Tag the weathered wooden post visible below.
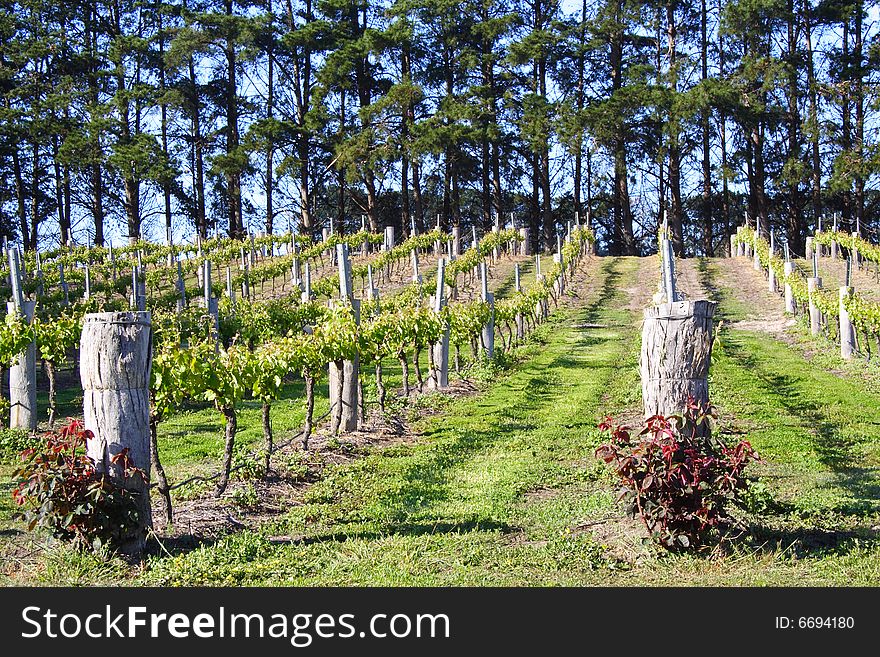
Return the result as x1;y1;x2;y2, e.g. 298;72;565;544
175;260;186;313
492;216;500;262
84;264;92;300
429;258;450;389
840;259;856;360
535;254;548;319
130;267;146;311
640;299;717;423
34;250;43;297
80;311;153;554
520;227;530;256
830;217;839;260
411;249;421;283
661;238;679;304
514;263;524;341
384;226;395;252
434;216;442;257
451;225;461;256
361;216;369;256
852;232;860;270
59;262;70;306
805;236;814;261
7;248;37;431
301;262;312;303
783;245;796;315
226;266;236;306
328;244;360;432
366;265;379;301
202;260;219;344
480;262;494;358
239;245;250;300
729;233;737;257
767;229;777;293
752;217;762;271
807;270;823;336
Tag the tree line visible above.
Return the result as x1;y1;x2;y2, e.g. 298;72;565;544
0;0;877;256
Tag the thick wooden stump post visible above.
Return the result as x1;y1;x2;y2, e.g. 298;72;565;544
80;311;153;554
783;262;796;314
807;277;823;336
805;237;814;260
7;301;37;431
451;226;461;257
640;300;717;420
839;287;856;360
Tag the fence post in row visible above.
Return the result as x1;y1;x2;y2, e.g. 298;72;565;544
430;258;450;390
328;244;360;433
480;262;494;358
6;247;37;431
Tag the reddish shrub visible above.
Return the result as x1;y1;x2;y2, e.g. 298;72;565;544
12;419;146;551
595;399;758;549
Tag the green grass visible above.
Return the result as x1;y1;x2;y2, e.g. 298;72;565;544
4;255;880;586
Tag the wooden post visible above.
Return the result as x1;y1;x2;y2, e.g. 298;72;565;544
411;249;421;283
84;264;92;300
226;266;235;306
329;244;360;432
661;238;678;303
176;261;186;313
451;225;461;256
34;250;43;297
383;226;395;252
203;260;219;343
301;262;312;303
640;300;717;422
6;248;37;431
514;263;524;340
480;262;494;358
839;286;856;360
130;267;146;311
366;265;379;301
852;232;860;270
59;262;70;306
830;218;838;260
807;277;823;336
80;311;153;554
520;227;530;256
768;230;776;293
783;261;796;314
805;236;814;261
434;217;442;256
429;259;450;389
729;234;736;257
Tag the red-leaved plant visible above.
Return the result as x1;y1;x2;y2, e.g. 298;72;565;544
12;419;146;551
595;399;758;550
